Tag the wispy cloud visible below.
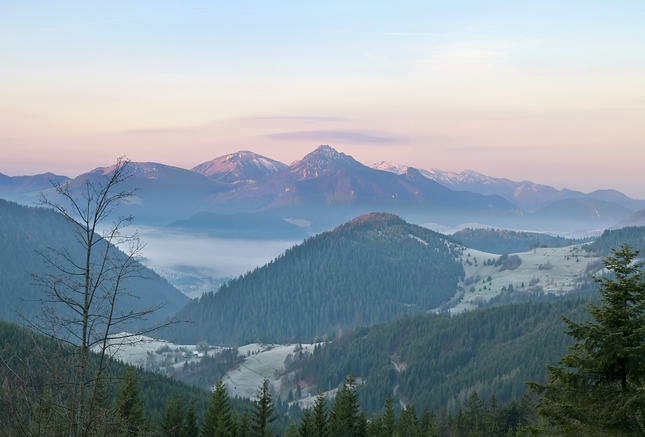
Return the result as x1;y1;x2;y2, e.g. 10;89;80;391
117;128;186;134
255;116;353;123
266;130;408;144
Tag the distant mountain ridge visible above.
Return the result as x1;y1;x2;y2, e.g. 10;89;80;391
453;227;591;254
371;161;645;211
1;146;642;235
0;172;70;203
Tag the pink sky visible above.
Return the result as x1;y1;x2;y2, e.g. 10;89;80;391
2;2;645;198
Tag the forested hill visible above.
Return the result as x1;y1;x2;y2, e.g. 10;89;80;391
293;298;590;415
0;319;236;429
453;227;590;254
583;226;645;256
166;213;465;345
0;199;188;326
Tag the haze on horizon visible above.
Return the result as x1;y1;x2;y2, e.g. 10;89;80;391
1;1;645;198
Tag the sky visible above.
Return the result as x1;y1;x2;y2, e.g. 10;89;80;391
1;1;645;197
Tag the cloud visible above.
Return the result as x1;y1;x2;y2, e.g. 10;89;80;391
266;130;408;144
117;128;186;134
255;116;353;123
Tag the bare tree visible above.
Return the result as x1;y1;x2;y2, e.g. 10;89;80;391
2;157;174;436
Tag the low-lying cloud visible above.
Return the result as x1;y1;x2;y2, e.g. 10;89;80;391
137;227;298;279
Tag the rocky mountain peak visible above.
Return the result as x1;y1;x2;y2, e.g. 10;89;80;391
292;145;361;170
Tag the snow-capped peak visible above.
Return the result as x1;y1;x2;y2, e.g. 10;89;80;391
192;151;287;182
370;161;409;175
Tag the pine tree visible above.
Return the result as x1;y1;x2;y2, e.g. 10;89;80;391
203;377;234;437
418;405;437;437
184;398;200;437
298;408;315;437
114;366;146;436
239;407;252;437
464;391;483;434
486;394;501;437
398;405;418;437
312;391;329;437
251;379;276;436
284;422;298;437
161;392;185;437
329;374;363;437
382;393;397;437
528;244;645;435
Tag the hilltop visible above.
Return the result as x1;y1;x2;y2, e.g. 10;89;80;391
164;213;465;345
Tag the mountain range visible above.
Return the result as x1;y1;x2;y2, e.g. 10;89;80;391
1;145;643;235
371;161;645;211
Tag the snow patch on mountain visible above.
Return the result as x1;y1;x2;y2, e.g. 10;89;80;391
192;151;287;183
371;161;408;175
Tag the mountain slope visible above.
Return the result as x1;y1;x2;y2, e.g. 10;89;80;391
71;162;231;225
583;226;645;256
291;298;588;414
164;213;465;345
611;208;645;229
0;198;188;326
192;151;287;183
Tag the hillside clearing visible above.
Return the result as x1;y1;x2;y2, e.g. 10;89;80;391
450;244;602;313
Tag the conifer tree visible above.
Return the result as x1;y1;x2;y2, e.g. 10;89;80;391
298;408;314;437
329;374;363;437
239;407;252;437
398;404;418;437
464;391;483;433
418;404;437;437
284;422;298;437
203;378;233;437
251;379;276;436
486;394;501;437
161;392;185;437
114;366;146;436
529;244;645;435
382;393;397;437
184;398;200;437
311;392;329;437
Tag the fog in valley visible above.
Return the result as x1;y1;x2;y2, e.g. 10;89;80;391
135;226;302;299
